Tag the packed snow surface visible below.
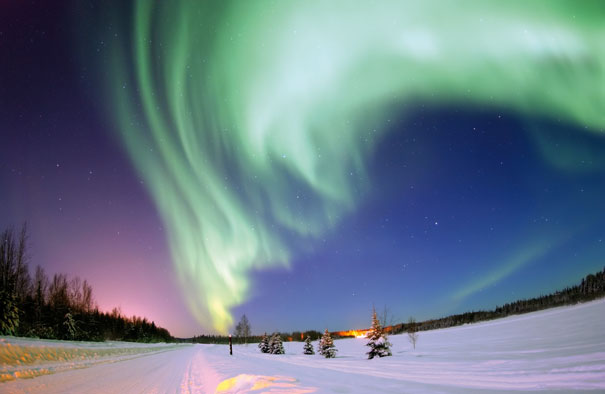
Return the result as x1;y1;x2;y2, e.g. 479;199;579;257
2;299;604;393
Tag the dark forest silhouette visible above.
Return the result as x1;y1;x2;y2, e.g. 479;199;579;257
387;267;605;335
0;225;171;342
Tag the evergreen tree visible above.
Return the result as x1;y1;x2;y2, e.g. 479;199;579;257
269;332;285;354
303;335;315;355
0;290;19;335
63;312;78;340
319;329;337;358
366;307;392;359
258;332;270;353
317;333;323;355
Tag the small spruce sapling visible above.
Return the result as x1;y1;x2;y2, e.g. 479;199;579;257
319;329;337;358
269;332;285;354
303;336;315;355
317;333;324;355
258;332;270;353
366;307;392;359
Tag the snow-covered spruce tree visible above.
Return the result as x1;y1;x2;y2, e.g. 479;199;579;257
258;332;270;353
366;307;392;359
303;336;315;355
269;333;285;354
317;333;324;355
268;333;276;352
319;329;337;358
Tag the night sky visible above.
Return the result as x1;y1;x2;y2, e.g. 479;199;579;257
1;1;604;337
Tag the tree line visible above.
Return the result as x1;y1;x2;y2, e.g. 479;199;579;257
190;313;323;344
390;267;605;335
0;224;172;342
189;329;325;345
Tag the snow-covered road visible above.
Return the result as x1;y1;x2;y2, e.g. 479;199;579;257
2;299;605;393
2;345;215;393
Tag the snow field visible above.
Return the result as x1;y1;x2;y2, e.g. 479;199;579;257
1;299;604;393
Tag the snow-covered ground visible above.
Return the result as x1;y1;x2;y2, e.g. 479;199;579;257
2;299;604;393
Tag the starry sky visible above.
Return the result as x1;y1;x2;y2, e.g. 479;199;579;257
1;1;604;337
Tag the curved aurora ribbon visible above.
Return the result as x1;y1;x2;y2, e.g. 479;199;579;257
103;0;605;332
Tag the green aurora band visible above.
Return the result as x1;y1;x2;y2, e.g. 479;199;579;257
103;1;604;333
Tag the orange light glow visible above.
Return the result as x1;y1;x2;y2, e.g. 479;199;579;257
334;329;369;339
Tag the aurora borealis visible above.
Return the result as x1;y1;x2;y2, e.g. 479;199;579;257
1;1;604;336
